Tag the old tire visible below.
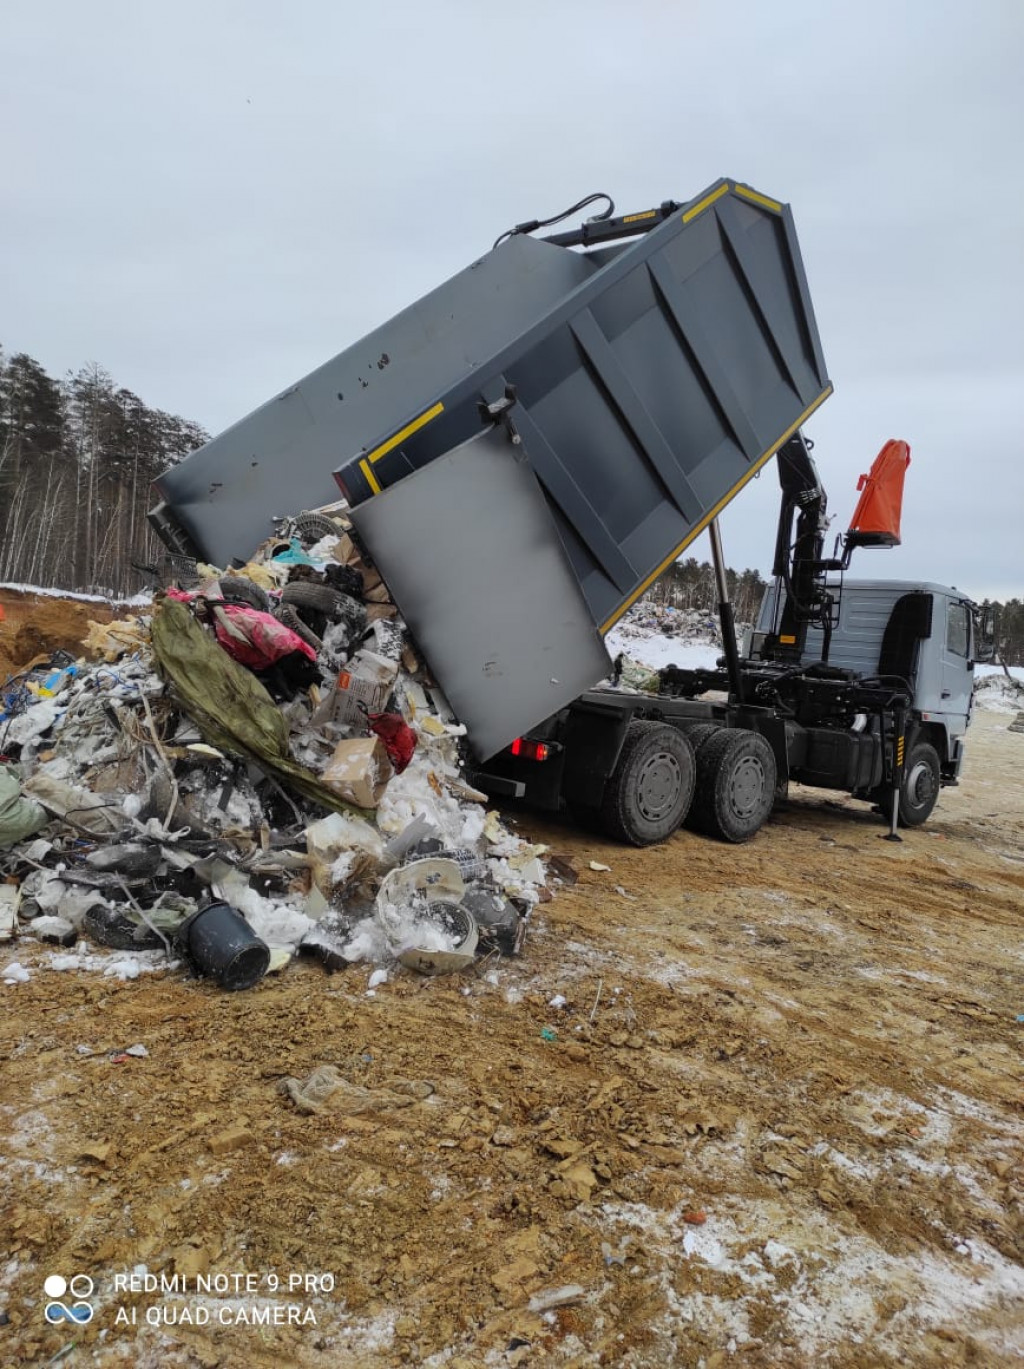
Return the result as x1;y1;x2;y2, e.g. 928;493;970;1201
879;741;941;827
273;602;323;652
218;576;270;612
689;728;776;843
281;580;365;626
600;721;695;846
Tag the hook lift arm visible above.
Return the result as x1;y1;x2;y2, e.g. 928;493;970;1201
762;434;911;664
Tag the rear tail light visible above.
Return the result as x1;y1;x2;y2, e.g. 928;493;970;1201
509;737;550;762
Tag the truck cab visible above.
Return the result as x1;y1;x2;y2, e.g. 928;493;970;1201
749;578;976;783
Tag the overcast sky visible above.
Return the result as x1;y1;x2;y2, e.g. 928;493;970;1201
3;1;1022;598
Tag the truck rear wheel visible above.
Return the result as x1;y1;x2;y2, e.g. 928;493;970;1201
680;722;719;756
879;741;941;827
600;721;695;846
689;729;776;843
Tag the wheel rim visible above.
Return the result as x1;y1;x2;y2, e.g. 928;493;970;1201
728;755;766;819
905;760;936;809
637;750;682;821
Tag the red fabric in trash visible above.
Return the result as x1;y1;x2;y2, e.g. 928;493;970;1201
366;711;417;774
210;604;317;671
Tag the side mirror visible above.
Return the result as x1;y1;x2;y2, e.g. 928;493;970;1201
973;604;998;664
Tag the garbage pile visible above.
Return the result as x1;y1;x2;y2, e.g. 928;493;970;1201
613;602;721;643
604;602;738;692
0;509;551;992
973;671;1024;720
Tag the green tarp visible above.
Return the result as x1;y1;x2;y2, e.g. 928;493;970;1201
150;597;369;819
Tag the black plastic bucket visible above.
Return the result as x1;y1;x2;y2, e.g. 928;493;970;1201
176;901;270;991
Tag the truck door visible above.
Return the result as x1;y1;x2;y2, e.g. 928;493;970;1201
939;598;974;736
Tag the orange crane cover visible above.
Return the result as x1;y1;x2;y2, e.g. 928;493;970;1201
847;439;911;546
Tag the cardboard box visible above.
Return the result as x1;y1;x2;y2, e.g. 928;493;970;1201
312;649;399;727
321;736;393;808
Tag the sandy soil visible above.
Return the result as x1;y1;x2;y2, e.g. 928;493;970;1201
2;710;1022;1368
0;587;126;681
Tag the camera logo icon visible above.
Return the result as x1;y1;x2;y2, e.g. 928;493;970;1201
43;1274;95;1325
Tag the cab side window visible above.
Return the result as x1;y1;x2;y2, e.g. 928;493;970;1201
946;601;969;657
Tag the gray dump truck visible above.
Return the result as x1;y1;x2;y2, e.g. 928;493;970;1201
150;178;993;845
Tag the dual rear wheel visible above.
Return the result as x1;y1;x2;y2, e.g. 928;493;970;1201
598;721;776;847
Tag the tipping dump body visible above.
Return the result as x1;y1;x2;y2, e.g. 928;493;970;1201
150;178;832;759
149;236;597;563
339;179;832;633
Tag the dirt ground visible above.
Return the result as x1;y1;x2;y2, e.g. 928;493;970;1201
0;586;124;682
2;709;1022;1368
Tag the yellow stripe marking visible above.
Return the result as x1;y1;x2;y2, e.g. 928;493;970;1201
367;401;444;465
360;459;382;495
599;385;834;634
735;185;783;213
682;183;730;223
623;210;657;224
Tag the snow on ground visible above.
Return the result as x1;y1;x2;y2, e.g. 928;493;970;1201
973;666;1024;714
0;581;151;607
608;604;1024;715
47;948;176;979
605;605;724;673
974;666;1023;680
597;1195;1024;1361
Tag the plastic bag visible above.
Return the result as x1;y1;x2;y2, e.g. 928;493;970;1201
0;765;48;850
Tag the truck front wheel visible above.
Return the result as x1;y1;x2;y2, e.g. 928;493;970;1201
689;729;776;843
880;741;941;827
600;721;695;846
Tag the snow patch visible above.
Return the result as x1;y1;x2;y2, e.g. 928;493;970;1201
48;948;174;978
